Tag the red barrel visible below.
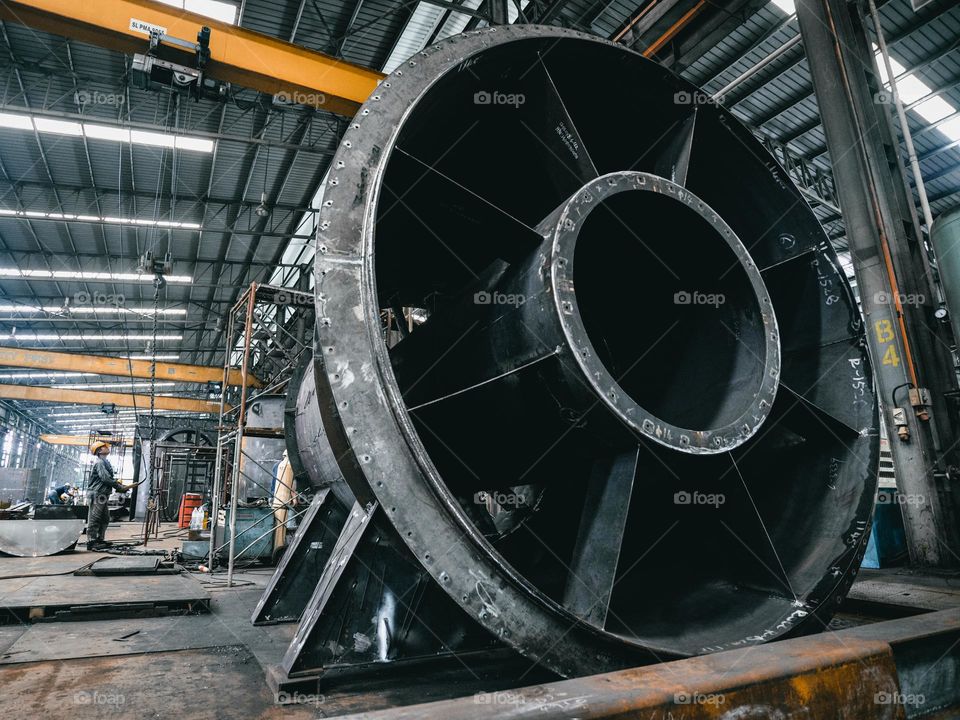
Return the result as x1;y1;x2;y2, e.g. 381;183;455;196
178;493;203;529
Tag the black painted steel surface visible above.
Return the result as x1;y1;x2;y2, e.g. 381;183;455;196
285;25;879;678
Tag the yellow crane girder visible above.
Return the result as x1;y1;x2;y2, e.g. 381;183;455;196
0;346;260;387
41;433;134;446
0;0;384;116
0;382;227;413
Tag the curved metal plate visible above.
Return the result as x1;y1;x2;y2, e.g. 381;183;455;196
0;519;84;557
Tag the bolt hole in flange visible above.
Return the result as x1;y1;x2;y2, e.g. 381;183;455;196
312;26;879;672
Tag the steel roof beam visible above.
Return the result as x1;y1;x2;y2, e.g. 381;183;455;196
534;0;571;23
0;214;314;240
196;113;316;362
623;0;685;49
0;103;336;155
0;251;305;270
0;128;76;345
335;0;366;57
798;71;960;162
667;0;771;75
753;38;960;131
192;104;272;362
0;179;317;216
698;0;947;97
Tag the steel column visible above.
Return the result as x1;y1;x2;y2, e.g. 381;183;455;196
796;0;960;566
226;284;258;587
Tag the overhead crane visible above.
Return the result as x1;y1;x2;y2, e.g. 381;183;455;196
0;346;260;387
40;433;134;446
0;0;385;116
0;382;226;412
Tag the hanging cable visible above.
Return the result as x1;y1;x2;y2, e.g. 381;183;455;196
142;274;162;542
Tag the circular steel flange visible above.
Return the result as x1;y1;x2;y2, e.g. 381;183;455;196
550;171;780;453
311;25;879;676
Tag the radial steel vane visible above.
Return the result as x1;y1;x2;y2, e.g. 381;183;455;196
276;25;878;682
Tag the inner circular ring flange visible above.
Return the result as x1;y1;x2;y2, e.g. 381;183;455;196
551;171;781;453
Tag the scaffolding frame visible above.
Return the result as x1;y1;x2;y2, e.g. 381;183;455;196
208;282;314;585
155;442;218;522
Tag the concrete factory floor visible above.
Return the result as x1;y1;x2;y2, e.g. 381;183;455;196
0;521;958;718
0;521;313;719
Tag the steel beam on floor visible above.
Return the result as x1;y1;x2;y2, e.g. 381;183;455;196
334;609;960;719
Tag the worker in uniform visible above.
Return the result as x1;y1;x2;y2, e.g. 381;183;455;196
86;441;128;551
46;482;73;505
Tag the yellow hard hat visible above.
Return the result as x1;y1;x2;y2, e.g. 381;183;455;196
90;440;110;455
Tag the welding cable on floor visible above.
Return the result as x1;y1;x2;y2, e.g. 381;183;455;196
99;541;170;556
182;556;262;573
0;560;97;580
108;526;187;542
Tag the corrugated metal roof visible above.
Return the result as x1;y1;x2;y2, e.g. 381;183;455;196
0;0;956;427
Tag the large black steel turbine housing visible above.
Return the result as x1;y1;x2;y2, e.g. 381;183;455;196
302;25;879;678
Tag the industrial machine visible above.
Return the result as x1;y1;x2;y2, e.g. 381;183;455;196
257;25;879;694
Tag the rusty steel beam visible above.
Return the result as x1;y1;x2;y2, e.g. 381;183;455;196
0;0;384;116
338;609;960;719
0;382;226;412
0;346;259;387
